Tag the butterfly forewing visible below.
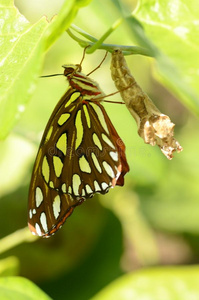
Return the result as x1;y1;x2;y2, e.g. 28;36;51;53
28;64;129;237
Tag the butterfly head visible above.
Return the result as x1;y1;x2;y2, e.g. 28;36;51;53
62;64;82;78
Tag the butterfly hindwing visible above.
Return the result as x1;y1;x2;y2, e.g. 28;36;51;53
28;185;83;237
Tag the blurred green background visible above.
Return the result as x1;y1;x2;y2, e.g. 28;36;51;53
1;0;199;299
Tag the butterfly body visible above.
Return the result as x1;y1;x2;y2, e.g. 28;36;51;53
28;63;129;238
63;65;104;99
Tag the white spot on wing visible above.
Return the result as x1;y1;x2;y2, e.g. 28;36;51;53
102;133;115;149
79;155;91;173
93;133;102;150
40;212;48;233
109;151;118;161
94;180;101;192
101;182;109;191
68;186;72;194
65;91;81;108
35;223;42;236
45;126;53;142
42;156;50;183
56;133;67;155
53;195;61;219
29;210;32;219
102;161;115;178
85;184;93;194
49;181;54;188
75;110;83;149
91;152;102;173
35;187;43;208
89;103;109;133
72;174;81;196
83;105;91;128
53;156;63;177
62;183;66;193
58;113;70;126
81;189;86;196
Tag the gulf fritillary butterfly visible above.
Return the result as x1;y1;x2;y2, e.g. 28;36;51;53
28;53;129;237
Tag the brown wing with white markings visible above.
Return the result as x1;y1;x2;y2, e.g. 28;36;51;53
28;87;129;237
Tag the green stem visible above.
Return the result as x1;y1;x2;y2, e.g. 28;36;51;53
67;25;153;57
87;18;123;53
0;228;37;254
69;24;98;42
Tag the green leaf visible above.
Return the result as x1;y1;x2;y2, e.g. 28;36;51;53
44;0;86;49
0;0;91;139
0;257;19;276
76;0;93;8
0;276;52;300
0;133;35;197
141;129;199;233
0;1;48;139
92;266;199;300
134;0;199;115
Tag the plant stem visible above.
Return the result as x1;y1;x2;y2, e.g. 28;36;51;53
0;228;37;254
67;25;153;57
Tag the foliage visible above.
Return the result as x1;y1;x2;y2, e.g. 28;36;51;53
0;277;52;300
92;266;199;300
0;0;199;299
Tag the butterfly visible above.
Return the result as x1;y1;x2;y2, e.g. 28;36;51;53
28;55;129;237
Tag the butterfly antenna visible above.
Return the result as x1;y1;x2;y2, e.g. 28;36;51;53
40;73;63;78
87;51;108;76
78;46;90;68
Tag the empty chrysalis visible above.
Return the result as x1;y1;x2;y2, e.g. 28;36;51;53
110;49;183;160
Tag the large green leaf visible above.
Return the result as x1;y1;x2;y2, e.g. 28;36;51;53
134;0;199;115
92;266;199;300
0;0;92;139
0;276;52;300
44;0;92;49
0;0;48;139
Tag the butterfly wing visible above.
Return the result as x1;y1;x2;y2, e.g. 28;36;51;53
77;100;129;192
28;88;129;237
28;89;84;237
